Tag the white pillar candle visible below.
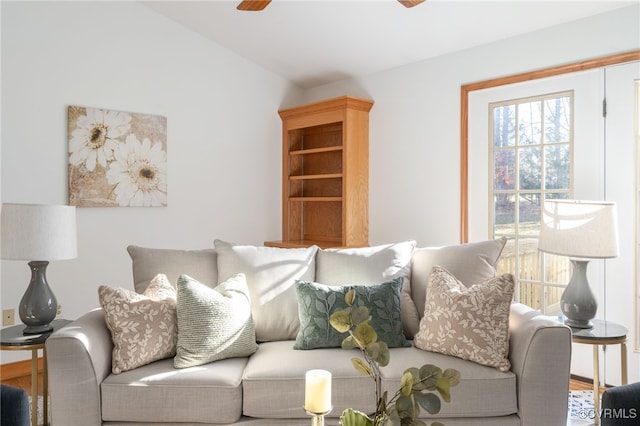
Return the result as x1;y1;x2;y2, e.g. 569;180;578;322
304;369;332;413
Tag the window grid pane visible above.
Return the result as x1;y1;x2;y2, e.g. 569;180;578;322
517;101;542;145
491;91;573;314
543;96;571;144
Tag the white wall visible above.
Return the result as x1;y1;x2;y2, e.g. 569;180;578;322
0;1;302;362
305;4;639;246
304;4;640;384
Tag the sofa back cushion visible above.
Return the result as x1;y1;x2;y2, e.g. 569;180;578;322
127;245;218;293
214;240;318;342
410;238;507;318
315;240;420;338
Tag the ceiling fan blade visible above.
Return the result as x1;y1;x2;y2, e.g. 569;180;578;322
237;0;272;11
398;0;425;7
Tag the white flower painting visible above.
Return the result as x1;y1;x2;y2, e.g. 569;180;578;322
68;106;167;207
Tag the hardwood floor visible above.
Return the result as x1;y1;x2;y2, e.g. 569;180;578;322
1;374;42;395
571;376;607;395
0;363;44;396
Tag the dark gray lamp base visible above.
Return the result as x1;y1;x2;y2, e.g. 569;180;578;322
561;259;597;329
19;261;57;335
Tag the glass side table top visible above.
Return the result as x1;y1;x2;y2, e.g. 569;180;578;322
0;319;71;347
566;318;628;341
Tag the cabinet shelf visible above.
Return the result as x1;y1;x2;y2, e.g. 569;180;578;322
263;239;343;249
288;197;342;202
289;173;342;180
289;146;343;156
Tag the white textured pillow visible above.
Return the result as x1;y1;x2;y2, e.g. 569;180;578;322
99;274;177;374
174;273;258;368
315;240;420;338
411;238;507;318
414;266;514;372
214;240;318;342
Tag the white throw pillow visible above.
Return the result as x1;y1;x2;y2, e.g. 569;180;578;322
315;240;420;338
174;273;258;368
214;239;318;342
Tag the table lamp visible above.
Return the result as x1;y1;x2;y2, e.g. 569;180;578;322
537;199;619;329
1;203;77;334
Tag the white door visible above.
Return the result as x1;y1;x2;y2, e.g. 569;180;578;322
467;64;640;383
602;61;640;385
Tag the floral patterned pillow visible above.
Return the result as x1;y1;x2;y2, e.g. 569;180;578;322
414;266;514;372
99;273;177;374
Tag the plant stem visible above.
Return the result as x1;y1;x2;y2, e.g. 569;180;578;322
349;329;384;418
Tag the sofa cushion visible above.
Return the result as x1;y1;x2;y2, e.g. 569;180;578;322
411;238;507;318
101;357;246;423
127;245;218;293
214;239;318;342
242;341;517;420
380;346;517;418
294;278;409;350
242;341;375;419
98;273;177;374
414;266;514;372
315;241;420;338
174;273;258;368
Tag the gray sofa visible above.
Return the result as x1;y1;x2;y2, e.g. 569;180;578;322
46;239;572;426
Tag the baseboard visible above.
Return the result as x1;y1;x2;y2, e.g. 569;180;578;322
571;374;613;389
571;374;593;384
0;358;44;380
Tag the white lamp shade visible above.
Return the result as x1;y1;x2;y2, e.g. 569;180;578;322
538;199;619;259
1;203;77;261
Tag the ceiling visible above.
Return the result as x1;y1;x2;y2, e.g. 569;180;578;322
143;0;636;88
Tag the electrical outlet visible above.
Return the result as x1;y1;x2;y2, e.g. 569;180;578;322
3;309;15;326
57;304;63;317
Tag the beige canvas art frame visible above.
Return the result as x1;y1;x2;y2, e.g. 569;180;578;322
68;105;167;207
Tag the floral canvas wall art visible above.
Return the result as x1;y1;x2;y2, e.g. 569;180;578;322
68;106;167;207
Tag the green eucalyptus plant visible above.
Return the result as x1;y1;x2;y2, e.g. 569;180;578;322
329;289;460;426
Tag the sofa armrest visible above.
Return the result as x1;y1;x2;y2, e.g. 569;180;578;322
509;303;572;426
46;308;112;426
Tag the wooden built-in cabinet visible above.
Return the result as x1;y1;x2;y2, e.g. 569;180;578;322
265;96;373;248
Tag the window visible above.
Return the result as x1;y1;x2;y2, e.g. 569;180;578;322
490;91;573;314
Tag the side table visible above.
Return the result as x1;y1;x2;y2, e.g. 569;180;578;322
569;318;628;425
1;319;71;426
